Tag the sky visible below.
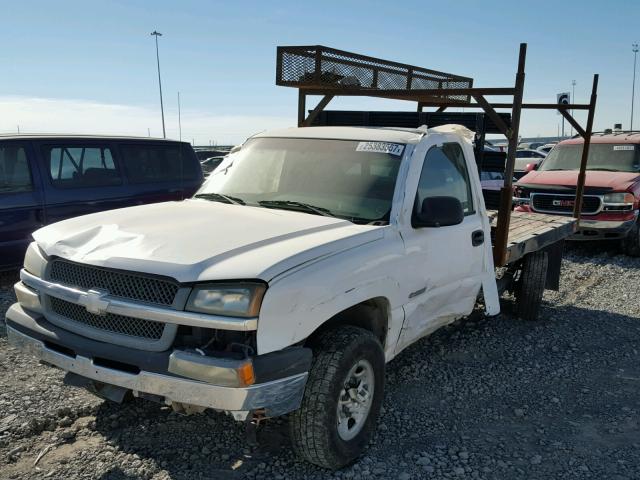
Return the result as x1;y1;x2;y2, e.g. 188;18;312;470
1;0;639;145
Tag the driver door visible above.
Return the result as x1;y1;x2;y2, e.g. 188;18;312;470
396;141;485;353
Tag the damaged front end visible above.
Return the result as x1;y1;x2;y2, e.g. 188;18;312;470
7;310;311;421
6;247;311;421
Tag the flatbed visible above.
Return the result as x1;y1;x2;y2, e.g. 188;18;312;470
487;210;577;264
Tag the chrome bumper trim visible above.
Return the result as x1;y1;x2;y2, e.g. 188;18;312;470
577;218;637;230
20;269;257;331
7;325;306;416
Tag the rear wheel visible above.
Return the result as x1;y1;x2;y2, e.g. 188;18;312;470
289;326;385;469
515;251;548;321
621;220;640;257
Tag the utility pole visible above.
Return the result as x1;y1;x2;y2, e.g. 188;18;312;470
571;80;576;136
147;128;150;137
151;31;166;138
632;43;638;131
177;92;182;141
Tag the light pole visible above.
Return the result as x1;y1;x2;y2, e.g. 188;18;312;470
571;80;576;136
632;43;638;131
151;30;166;138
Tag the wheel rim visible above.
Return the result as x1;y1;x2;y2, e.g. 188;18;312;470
336;359;375;441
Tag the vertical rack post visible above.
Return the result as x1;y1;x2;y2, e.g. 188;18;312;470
298;91;306;127
572;74;599;221
493;43;526;266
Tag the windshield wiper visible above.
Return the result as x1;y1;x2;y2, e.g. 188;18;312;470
194;193;245;205
588;168;619;172
258;200;334;217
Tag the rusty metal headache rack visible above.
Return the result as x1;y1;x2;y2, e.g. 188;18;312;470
276;43;599;267
276;45;473;100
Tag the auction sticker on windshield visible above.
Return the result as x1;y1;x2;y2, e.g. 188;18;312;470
613;145;635;151
356;142;405;156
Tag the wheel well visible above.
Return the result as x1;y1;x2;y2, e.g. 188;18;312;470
306;297;390;348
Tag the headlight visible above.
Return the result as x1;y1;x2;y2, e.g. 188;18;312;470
603;192;635;205
24;242;48;278
186;283;266;317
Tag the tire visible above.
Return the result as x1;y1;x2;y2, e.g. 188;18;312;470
289;326;385;469
621;220;640;257
515;251;548;321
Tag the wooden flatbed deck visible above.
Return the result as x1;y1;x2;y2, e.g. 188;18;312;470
488;210;577;265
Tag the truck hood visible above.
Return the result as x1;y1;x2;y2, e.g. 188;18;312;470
33;199;384;283
518;170;640;191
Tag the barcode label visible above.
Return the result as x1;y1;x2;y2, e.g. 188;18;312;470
613;145;635;151
356;142;405;156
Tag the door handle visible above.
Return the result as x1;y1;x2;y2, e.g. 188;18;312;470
472;230;484;246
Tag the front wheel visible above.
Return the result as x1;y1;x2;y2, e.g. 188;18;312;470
289;326;385;469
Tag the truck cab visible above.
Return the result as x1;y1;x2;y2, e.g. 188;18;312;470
6;125;500;468
514;133;640;255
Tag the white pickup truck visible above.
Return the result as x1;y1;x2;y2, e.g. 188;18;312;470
6;125;570;468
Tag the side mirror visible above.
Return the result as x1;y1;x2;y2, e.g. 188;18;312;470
413;196;464;228
525;162;538;172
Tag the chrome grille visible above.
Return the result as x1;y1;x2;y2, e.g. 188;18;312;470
50;296;165;340
49;259;178;306
531;193;601;215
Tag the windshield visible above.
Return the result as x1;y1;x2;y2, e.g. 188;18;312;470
539;144;640;173
195;137;405;224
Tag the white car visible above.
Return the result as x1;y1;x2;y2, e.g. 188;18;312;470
514;148;547;176
7;125;564;468
536;143;556;155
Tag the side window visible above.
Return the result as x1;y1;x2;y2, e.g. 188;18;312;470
0;144;32;193
45;145;120;188
415;143;474;217
120;144;199;184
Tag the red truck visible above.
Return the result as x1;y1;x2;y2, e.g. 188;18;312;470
514;132;640;256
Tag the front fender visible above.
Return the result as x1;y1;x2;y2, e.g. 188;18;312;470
256;233;405;356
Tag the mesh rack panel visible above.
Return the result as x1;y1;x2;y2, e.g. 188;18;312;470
276;46;473;102
49;259;179;306
49;296;165;340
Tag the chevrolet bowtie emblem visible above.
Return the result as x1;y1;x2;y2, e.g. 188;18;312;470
83;289;110;316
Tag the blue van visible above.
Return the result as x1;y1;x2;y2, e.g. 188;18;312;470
0;135;203;274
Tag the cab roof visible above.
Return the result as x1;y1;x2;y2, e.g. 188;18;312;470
253;126;426;144
560;132;640;145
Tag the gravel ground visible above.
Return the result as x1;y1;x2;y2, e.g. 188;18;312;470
0;243;639;480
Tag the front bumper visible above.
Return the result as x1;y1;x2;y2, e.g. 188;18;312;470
570;218;637;240
6;303;309;420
